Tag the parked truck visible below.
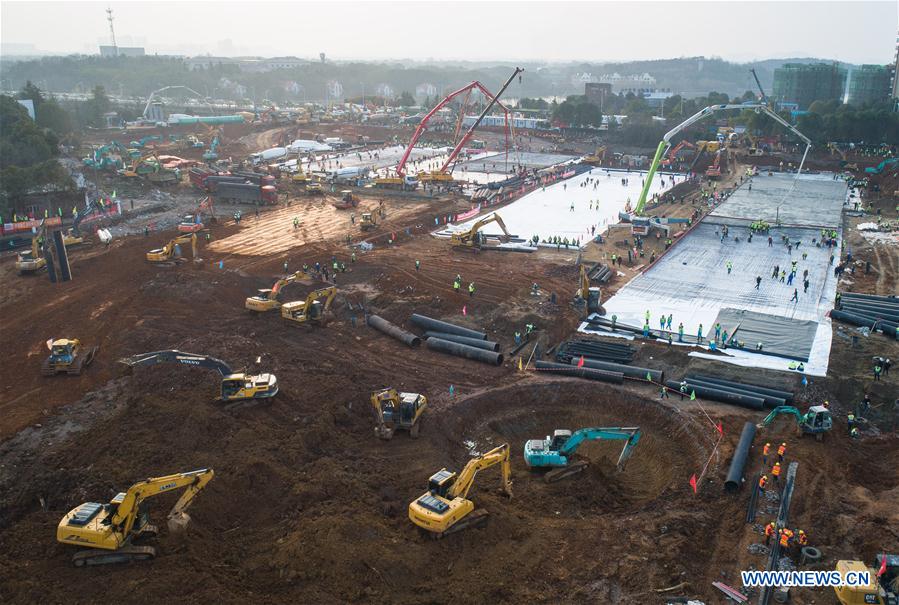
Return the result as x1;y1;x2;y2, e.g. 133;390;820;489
212;182;279;205
249;147;288;166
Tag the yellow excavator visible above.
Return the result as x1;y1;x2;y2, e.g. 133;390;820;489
371;388;427;440
146;233;198;263
450;213;512;250
15;234;47;274
57;468;214;566
575;265;603;314
245;271;309;312
360;212;377;232
41;338;98;376
408;443;513;538
281;286;337;325
583;146;606;166
118;350;278;401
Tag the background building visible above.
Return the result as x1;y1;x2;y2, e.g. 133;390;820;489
772;62;847;110
585;82;612;108
845;64;893;106
99;45;145;57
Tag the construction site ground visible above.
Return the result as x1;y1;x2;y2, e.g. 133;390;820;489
1;141;898;604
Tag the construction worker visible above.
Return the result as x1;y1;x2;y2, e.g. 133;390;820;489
873;361;882;381
697;324;703;343
779;528;794;549
468;282;475;297
678;322;684;342
762;442;771;466
764;521;776;546
847;413;856;435
415;259;420;271
771;461;782;483
350;252;356;263
283;261;289;272
453;278;460;293
777;443;786;463
679;380;688;400
714;323;722;342
514;331;522;346
758;474;769;493
659;385;669;399
726;260;733;274
526;323;535;336
797;530;808;547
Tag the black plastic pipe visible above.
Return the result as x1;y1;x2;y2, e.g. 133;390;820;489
426;337;503;365
535;360;624;384
724;422;756;492
568;358;663;382
839;304;899;322
664;380;764;410
832;309;899;336
410;313;487;340
688;374;794;403
367;315;421;347
422;331;500;352
841;297;899;311
840;292;899;303
685;378;786;408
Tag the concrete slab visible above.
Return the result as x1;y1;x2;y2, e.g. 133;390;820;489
454;151;577;173
710;172;847;228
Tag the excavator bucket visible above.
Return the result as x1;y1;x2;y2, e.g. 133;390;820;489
167;511;191;533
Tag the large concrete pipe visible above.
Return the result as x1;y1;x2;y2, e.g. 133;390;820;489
724;421;757;492
664;380;764;410
410;313;487;340
684;378;786;408
367;315;421;347
688;374;794;403
422;331;500;352
568;358;663;382
426;337;503;366
535;360;624;384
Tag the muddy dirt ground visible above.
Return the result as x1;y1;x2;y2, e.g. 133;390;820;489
1;154;897;604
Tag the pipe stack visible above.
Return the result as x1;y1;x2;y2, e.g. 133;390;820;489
367;315;421;348
568;357;663;382
686;374;794;405
587;262;613;283
834;293;899;339
555;338;635;364
665;380;765;410
426;337;503;366
409;313;487;340
535;360;624;384
422;331;500;352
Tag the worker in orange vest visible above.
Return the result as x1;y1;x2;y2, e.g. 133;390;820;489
771;461;782;483
762;442;771;465
764;521;776;546
777;442;787;462
797;530;808;546
779;528;794;549
758;474;769;493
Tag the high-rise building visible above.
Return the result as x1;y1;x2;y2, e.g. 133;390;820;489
772;63;847;110
585;83;612;108
845;65;893;106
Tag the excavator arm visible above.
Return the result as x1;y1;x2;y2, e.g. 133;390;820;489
760;406;802;427
457;213;511;246
111;469;214;537
559;427;642;470
119;350;235;376
447;443;513;500
270;271;304;298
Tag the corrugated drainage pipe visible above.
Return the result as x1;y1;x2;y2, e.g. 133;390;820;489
664;381;764;410
685;378;786;408
367;315;421;347
410;313;487;340
422;331;500;352
568;358;663;382
535;360;624;384
426;337;503;365
688;374;794;403
724;422;757;492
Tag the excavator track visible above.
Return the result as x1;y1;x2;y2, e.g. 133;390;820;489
40;357;55;376
66;347;98;375
544;460;589;483
433;509;490;539
72;545;156;567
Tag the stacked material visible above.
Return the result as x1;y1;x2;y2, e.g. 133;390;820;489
833;293;899;339
410;313;503;365
555;338;635;364
587;262;613;283
684;374;794;408
534;360;624;384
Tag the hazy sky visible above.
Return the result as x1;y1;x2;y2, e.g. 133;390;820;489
1;0;896;64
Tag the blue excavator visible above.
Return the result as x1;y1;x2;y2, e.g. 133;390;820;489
524;427;641;483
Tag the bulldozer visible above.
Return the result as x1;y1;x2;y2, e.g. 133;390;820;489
280;286;337;325
57;468;214;566
41;339;98;376
758;405;833;440
408;443;513;538
146;233;198;263
119;350;278;402
371;388;427;440
332;190;359;209
834;556;898;605
450;213;512;251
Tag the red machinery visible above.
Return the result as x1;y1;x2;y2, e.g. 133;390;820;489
395;81;512;179
705;150;722;178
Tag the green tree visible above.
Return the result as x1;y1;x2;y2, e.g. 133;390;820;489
397;91;415;107
17;80;44;111
36;97;74;136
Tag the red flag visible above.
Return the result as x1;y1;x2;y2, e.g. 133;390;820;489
577;355;585;368
716;422;724;435
689;474;697;494
878;554;887;577
462;305;467;316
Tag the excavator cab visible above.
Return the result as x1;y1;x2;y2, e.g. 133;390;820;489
427;469;457;498
360;213;377;231
281;287;337;325
372;389;427;439
221;373;278;401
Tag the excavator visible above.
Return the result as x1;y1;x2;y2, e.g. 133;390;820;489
660;140;696;168
409;443;513;538
575;264;603;314
524;427;641;482
583;146;606;166
450;213;512;251
758;405;832;440
57;468;214;566
245;271;309;312
41;338;98;376
280;286;337;325
705;149;723;179
146;233;198;263
371;388;427;440
834;555;898;605
118;350;278;401
360;212;377;232
15;233;47;275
